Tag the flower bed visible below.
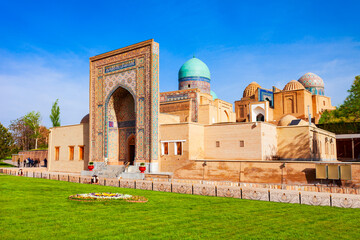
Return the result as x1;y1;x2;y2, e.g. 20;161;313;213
68;192;148;203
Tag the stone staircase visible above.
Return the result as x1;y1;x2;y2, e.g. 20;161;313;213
81;162;125;178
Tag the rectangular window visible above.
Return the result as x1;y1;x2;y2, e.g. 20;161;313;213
79;146;84;160
55;147;60;161
174;142;183;155
216;141;220;148
161;142;169;155
69;146;74;160
240;140;245;147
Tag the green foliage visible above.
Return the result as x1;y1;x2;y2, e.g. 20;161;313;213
319;75;360;124
23;111;41;149
9;117;34;150
341;75;360;122
50;99;60;127
1;175;360;239
0;122;13;159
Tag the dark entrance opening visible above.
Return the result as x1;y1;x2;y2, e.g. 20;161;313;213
256;113;265;122
129;145;135;165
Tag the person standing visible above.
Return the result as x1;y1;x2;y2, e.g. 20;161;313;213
17;158;20;168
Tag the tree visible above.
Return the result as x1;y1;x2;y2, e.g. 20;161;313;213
50;99;60;127
319;75;360;123
0;122;13;159
9;117;33;150
23;111;41;149
340;75;360;122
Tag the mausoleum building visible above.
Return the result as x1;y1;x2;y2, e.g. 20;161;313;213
47;40;337;180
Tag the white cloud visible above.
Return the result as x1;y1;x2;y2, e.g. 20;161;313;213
0;50;89;128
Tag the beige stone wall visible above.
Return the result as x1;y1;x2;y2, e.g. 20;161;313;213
159;123;191;172
311;127;337;161
159;113;180;124
159;122;205;173
277;125;337;161
277;126;311;160
273;89;313;121
312;95;336;123
160;100;192;122
261;123;277;160
204;122;264;160
48;123;89;173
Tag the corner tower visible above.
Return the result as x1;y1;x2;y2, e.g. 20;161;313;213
178;57;211;94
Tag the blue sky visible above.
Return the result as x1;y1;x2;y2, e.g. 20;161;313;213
1;0;359;127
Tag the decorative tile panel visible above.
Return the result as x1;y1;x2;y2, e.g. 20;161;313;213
193;184;216;196
217;186;241;198
172;183;192;194
136;180;153;190
242;188;269;201
332;194;360;208
301;192;330;206
120;179;135;189
153;182;172;192
270;189;300;204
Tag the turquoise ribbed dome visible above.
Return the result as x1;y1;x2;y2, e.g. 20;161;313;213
178;57;211;80
210;90;218;100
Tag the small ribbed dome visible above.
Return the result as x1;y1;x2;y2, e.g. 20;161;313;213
243;82;261;98
178;57;211;80
210;90;218;100
298;72;324;88
283;80;305;91
80;114;89;124
278;114;297;126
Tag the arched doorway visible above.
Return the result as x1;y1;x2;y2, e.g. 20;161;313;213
127;134;135;165
256;113;265;122
106;86;136;164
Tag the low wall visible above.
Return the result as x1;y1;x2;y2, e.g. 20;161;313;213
1;168;360;209
12;150;48;164
172;160;360;186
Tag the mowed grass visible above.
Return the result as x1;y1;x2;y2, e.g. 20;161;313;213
1;175;360;240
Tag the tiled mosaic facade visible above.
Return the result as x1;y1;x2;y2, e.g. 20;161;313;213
89;40;159;164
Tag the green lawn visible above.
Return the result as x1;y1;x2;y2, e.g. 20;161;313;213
1;175;359;240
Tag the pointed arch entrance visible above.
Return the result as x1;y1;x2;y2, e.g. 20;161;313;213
89;40;160;172
106;86;136;165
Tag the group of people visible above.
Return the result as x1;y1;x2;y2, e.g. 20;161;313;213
17;158;47;168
